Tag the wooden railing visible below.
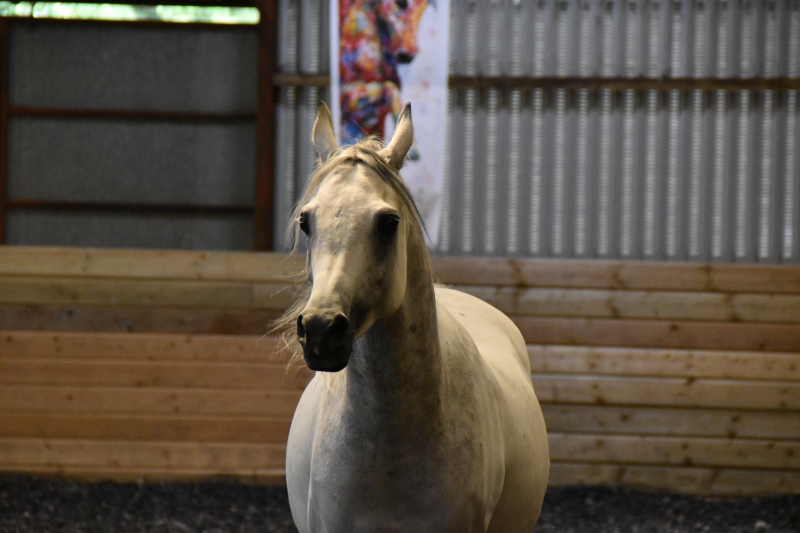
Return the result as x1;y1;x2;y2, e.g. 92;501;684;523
0;246;798;495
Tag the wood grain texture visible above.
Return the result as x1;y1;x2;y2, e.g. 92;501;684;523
528;346;800;381
516;317;800;352
0;438;285;470
431;256;800;293
0;247;303;282
459;286;800;323
532;375;800;410
0;413;291;443
0;386;301;417
541;405;800;440
548;463;800;495
3;248;799;294
0;331;284;362
0;359;308;390
548;433;800;470
0;304;279;334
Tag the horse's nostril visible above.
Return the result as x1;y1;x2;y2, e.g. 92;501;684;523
297;315;306;338
328;314;350;343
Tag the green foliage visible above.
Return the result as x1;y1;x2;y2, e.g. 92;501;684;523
0;2;259;24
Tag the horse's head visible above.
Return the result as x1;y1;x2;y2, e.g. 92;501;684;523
379;0;430;64
291;102;417;372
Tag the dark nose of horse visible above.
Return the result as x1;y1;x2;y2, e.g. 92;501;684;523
297;313;350;344
297;313;353;371
396;51;414;64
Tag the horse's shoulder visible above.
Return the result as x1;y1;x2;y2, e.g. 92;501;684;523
434;286;530;375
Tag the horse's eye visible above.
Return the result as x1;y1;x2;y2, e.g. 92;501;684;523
396;0;408;9
299;214;311;236
377;213;400;240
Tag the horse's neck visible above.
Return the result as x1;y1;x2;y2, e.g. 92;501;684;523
344;226;442;430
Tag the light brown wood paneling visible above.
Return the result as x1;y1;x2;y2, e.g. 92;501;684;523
0;413;291;443
516;317;800;352
0;247;304;282
541;405;800;440
0;386;301;417
532;375;800;410
528;346;800;381
548;463;800;495
548;433;800;470
458;286;800;323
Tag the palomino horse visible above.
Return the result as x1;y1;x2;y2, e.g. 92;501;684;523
281;103;549;532
339;0;430;142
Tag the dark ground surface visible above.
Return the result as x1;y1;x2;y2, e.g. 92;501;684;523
0;475;797;533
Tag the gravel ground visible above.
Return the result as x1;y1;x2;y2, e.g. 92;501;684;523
0;475;797;533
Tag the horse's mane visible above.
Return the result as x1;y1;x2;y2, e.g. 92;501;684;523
272;137;426;368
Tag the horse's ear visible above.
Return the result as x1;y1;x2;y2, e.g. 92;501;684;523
379;104;413;170
313;102;338;162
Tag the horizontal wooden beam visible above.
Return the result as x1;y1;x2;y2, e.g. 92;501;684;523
8;106;255;122
528;346;800;382
273;73;800;92
542;405;800;440
3;248;800;294
432;256;800;294
532;374;800;411
0;438;285;471
0;247;304;282
548;433;800;471
516;317;800;352
0;303;280;334
6;200;254;216
0;385;301;416
0;412;292;443
548;463;800;495
458;285;800;323
0;331;284;362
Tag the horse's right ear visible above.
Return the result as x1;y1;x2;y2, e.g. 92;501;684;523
313;102;338;162
379;104;413;170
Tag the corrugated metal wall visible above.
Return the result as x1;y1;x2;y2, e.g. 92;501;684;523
275;0;800;264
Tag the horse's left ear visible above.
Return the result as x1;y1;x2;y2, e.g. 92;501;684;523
379;104;414;170
313;102;339;162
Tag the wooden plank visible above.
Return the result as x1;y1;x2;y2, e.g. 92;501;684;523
0;359;309;390
0;304;279;334
528;346;800;381
548;463;800;495
3;248;799;294
516;317;800;352
0;277;255;308
0;331;285;362
0;438;285;470
253;0;277;250
532;375;800;410
0;413;291;443
0;18;8;245
541;405;800;440
431;257;800;294
0;247;303;282
0;465;286;485
0;386;301;417
548;433;800;470
459;286;800;323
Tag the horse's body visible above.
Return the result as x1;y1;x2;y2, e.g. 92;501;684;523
283;104;549;533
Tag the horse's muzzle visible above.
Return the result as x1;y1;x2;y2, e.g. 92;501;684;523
297;312;354;372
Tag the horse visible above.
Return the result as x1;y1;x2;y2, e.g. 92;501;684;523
279;102;550;533
339;0;430;142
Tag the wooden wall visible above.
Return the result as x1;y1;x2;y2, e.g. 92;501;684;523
0;246;798;495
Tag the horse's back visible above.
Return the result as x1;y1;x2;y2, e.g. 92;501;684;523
435;287;550;533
